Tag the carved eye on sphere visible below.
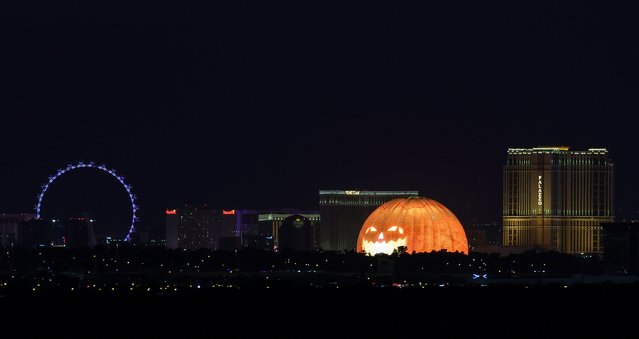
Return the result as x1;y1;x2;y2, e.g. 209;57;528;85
387;226;404;234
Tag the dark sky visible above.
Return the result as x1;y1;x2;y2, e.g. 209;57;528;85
2;1;639;230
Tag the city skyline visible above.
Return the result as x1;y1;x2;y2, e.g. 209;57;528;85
1;146;620;254
3;3;639;330
1;144;633;226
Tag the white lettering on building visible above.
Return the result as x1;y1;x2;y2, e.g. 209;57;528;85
537;175;543;206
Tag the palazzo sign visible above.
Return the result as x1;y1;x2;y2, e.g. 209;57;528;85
537;175;543;206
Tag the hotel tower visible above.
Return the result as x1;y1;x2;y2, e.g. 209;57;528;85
503;147;613;254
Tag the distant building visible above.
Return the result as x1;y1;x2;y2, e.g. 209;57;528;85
17;218;50;248
165;209;179;249
90;218;127;246
177;205;217;250
50;219;65;246
150;239;167;247
278;215;314;252
467;228;486;248
0;214;34;247
165;205;237;250
64;218;96;248
602;222;639;274
131;222;151;246
319;190;418;251
222;209;239;238
147;220;167;246
258;211;320;250
220;209;240;249
242;233;273;250
235;210;257;237
503;147;614;255
465;222;501;253
235;210;268;250
166;206;320;250
219;236;241;251
105;236;124;246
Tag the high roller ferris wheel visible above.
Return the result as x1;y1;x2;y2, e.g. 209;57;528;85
35;162;139;242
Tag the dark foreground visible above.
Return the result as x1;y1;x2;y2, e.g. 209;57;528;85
1;247;638;336
1;285;638;338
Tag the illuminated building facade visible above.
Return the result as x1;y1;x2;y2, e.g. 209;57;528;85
503;147;614;255
319;190;418;251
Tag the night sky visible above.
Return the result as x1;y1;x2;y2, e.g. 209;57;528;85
2;2;639;232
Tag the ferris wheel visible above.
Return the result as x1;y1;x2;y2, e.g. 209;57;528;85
36;162;139;242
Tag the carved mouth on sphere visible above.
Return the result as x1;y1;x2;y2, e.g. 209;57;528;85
362;238;407;255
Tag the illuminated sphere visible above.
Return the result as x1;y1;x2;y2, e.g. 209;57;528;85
356;197;468;255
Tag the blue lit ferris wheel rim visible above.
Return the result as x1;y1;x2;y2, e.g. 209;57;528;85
36;162;138;242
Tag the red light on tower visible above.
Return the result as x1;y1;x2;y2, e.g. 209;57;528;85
222;210;236;215
165;209;177;215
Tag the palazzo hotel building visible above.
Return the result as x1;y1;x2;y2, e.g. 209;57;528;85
503;147;613;255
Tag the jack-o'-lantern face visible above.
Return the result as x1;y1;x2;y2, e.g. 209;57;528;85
357;197;469;255
361;225;407;255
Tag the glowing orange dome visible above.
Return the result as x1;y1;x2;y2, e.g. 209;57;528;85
356;197;468;255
